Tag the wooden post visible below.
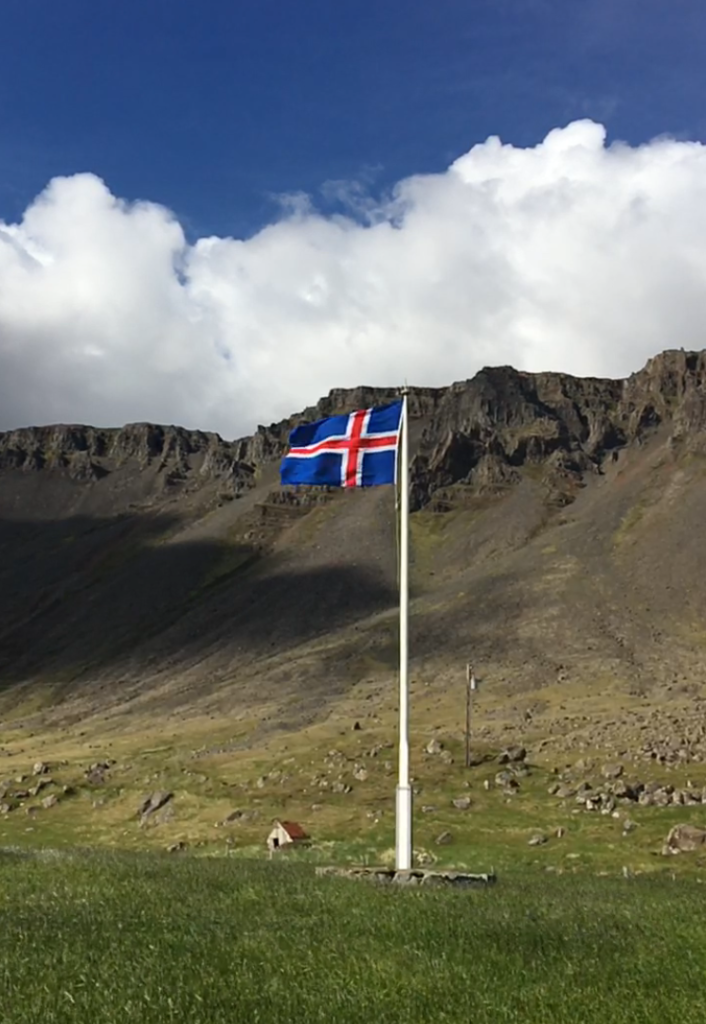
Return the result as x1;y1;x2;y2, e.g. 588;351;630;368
465;662;472;768
465;663;478;767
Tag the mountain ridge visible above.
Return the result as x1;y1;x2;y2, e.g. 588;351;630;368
2;348;705;513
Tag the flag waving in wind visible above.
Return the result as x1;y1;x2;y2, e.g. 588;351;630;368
280;400;403;488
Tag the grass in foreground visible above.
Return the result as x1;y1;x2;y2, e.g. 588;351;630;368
0;851;705;1024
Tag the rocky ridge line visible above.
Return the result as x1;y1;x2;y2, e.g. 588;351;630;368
1;349;705;510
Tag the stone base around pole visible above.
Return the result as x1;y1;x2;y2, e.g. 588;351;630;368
316;865;497;888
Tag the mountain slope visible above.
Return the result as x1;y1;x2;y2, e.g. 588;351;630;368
2;348;706;746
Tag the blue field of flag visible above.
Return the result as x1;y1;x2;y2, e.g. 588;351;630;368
280;399;403;488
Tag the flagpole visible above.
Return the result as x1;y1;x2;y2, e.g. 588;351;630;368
396;388;412;871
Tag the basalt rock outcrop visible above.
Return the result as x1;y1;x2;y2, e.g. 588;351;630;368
2;349;705;515
0;422;256;496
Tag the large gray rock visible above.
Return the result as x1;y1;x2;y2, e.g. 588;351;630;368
663;824;706;854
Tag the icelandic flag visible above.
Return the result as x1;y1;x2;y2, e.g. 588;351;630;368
280;400;403;488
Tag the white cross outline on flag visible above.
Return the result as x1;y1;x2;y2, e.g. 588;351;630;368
287;407;400;487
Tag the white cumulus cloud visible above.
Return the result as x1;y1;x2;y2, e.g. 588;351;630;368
2;119;706;438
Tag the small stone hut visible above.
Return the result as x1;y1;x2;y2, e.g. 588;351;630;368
267;820;309;853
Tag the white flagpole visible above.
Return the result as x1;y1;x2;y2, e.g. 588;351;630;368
396;389;412;871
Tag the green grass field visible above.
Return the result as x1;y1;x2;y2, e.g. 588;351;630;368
1;850;705;1024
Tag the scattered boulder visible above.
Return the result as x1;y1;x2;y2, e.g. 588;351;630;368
138;791;173;822
466;753;486;767
426;738;443;755
0;802;12;815
33;762;50;776
555;784;577;799
331;781;352;794
601;763;624;780
421;805;437;814
452;796;472;810
494;770;515;787
663;823;706;855
167;841;187;853
353;767;368;782
684;790;702;806
498;747;526;765
221;809;258;825
435;831;453;846
85;764;108;785
612;780;637;801
41;794;59;810
440;750;454;765
222;810;245;824
528;834;548;846
622;819;637;834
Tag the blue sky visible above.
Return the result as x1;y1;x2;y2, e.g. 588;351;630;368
2;0;704;240
2;0;706;435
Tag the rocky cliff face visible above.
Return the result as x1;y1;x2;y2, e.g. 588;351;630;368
2;349;703;513
0;422;256;496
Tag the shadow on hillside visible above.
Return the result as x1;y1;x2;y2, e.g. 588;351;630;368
0;511;397;697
